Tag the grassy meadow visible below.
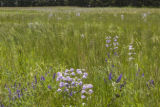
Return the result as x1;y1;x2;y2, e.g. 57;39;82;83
0;7;160;107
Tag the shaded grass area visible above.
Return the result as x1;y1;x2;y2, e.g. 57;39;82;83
0;7;160;106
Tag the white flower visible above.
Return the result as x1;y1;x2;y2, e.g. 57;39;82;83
71;72;75;76
82;90;86;94
88;89;93;94
129;45;134;50
57;88;62;92
76;69;82;74
81;95;86;99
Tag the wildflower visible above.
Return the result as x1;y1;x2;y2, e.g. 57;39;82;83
53;73;56;79
57;72;62;77
82;103;86;106
129;45;134;50
64;88;69;92
81;34;85;38
109;72;112;80
106;40;111;43
41;76;45;81
48;85;52;89
129;57;134;61
8;88;11;96
79;81;83;86
66;76;73;81
57;89;62;92
71;72;75;76
114;47;118;50
34;76;37;84
84;73;88;77
121;14;124;20
149;80;154;85
81;90;86;94
70;92;73;96
71;81;75;86
17;89;21;98
82;73;88;79
76;69;82;74
81;95;86;99
89;89;93;94
76;12;80;16
65;83;69;87
70;68;74;72
65;69;69;73
116;74;122;83
59;82;65;88
106;44;109;47
83;84;93;90
64;72;68;76
142;73;144;77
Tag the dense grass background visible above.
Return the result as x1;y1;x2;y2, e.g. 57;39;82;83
0;7;160;107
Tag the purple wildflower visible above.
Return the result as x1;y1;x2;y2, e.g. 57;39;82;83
41;76;45;81
48;85;52;89
53;73;56;79
142;73;144;77
17;89;21;98
70;92;73;96
57;88;61;92
1;104;4;107
149;80;154;85
89;89;93;94
34;76;37;84
109;72;112;80
81;95;86;99
116;74;122;83
70;68;74;72
8;88;11;95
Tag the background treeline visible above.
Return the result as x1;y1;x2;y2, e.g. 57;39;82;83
0;0;160;7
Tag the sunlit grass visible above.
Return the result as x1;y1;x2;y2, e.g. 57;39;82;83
0;7;160;107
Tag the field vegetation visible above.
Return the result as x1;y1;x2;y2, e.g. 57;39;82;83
0;7;160;107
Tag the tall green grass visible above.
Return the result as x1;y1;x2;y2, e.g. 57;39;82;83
0;7;160;107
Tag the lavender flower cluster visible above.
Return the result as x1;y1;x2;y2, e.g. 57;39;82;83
128;44;136;61
106;36;119;56
56;68;93;99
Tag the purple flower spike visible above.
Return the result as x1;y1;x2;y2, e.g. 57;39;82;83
70;92;73;96
109;72;112;80
105;58;107;61
149;80;154;85
48;85;52;89
142;73;144;77
8;88;11;95
41;76;45;81
53;73;56;79
116;74;122;83
34;76;37;84
17;89;21;98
